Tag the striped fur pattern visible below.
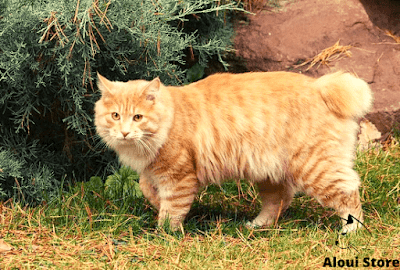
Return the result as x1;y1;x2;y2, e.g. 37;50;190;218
94;71;373;232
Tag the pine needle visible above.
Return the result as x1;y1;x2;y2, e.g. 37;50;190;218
385;30;400;44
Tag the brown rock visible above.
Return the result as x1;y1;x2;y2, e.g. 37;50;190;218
233;0;400;134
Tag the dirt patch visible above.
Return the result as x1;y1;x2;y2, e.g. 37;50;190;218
231;0;400;135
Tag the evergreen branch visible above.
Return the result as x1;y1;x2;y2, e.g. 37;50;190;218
0;0;238;203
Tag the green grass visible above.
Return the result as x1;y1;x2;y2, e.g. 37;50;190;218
1;143;399;269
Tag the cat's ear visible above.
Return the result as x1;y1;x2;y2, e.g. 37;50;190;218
97;72;114;96
143;77;161;102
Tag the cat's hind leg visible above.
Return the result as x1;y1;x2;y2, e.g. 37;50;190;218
247;180;295;228
304;167;363;234
336;189;363;235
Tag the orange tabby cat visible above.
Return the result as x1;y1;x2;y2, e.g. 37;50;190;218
94;71;372;233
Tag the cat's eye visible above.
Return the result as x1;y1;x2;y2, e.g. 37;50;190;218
111;112;120;120
133;114;143;122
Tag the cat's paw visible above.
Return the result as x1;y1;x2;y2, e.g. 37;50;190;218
245;221;258;229
246;215;275;229
245;220;268;229
340;221;362;235
157;212;184;232
340;214;363;235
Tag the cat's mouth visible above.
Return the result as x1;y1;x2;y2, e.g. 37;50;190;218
118;137;135;142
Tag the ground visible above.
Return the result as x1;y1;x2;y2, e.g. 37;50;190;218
230;0;400;135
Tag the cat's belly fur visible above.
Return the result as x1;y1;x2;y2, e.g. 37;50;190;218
194;139;286;185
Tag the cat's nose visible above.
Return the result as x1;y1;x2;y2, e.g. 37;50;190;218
121;131;130;138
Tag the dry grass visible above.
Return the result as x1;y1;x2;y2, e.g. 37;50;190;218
0;202;342;269
0;143;399;269
240;0;268;11
295;40;352;71
1;202;398;269
384;30;400;44
240;0;282;12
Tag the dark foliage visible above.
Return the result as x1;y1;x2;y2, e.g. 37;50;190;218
0;0;239;203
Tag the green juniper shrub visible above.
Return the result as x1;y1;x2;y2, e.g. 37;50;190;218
0;0;240;204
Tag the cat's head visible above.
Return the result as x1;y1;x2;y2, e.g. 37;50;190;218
94;73;172;156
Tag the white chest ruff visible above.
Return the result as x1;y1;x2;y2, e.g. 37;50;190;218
116;146;153;173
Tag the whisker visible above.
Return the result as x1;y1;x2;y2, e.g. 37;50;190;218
138;139;152;155
138;137;157;158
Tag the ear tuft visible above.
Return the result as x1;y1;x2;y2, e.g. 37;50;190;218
143;77;161;101
97;72;113;95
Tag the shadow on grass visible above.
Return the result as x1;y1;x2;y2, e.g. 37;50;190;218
173;192;344;236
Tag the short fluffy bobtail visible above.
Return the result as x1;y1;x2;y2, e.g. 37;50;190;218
316;71;373;119
94;71;373;233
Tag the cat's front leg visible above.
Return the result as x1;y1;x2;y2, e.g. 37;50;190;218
157;173;200;230
139;175;161;210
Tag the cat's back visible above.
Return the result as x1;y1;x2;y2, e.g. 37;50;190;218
173;72;318;113
187;71;314;96
169;71;320;124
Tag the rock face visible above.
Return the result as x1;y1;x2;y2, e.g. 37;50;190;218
233;0;400;135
